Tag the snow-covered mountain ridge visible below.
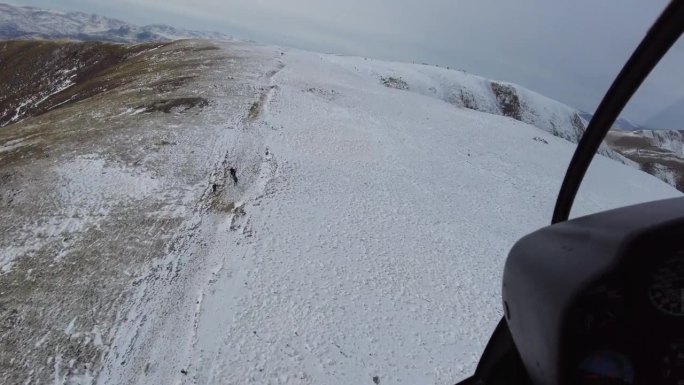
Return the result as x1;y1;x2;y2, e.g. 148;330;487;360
1;39;680;385
0;3;231;43
324;55;684;190
331;56;600;142
346;57;588;143
4;2;684;190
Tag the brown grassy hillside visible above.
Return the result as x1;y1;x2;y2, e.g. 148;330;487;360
0;40;167;127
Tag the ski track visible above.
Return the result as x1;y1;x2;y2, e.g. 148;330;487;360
97;45;681;385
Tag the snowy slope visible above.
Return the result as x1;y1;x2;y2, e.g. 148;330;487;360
1;38;681;385
0;3;231;42
11;0;684;192
5;0;684;194
89;45;680;385
321;55;618;154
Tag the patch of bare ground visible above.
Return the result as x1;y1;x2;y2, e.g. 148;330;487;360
248;85;277;121
0;40;169;127
136;97;209;113
606;131;684;191
489;82;522;121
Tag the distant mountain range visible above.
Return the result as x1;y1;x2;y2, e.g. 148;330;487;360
578;111;644;131
641;95;684;131
0;2;232;43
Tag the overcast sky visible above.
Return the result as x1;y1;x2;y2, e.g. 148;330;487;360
13;0;684;128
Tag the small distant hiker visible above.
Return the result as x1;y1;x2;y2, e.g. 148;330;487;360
229;167;238;185
212;183;218;193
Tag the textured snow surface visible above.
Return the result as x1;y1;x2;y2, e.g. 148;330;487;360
94;46;680;385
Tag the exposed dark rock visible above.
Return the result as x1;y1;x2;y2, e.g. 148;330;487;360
490;82;522;121
135;97;209;114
